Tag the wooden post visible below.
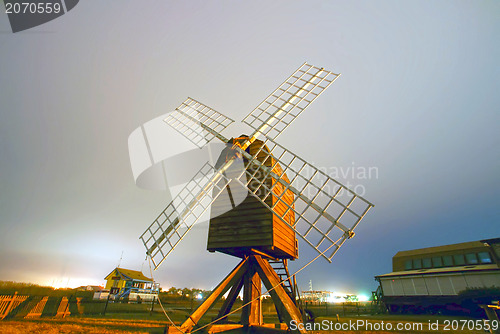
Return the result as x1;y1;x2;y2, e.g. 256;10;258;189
103;293;110;315
1;292;17;320
76;297;83;315
150;296;155;315
241;263;261;326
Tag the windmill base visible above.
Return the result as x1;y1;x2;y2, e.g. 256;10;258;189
168;323;288;334
167;255;306;334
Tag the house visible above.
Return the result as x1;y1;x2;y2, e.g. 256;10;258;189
374;238;500;314
77;285;104;292
103;267;160;301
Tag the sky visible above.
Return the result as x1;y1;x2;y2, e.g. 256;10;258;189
0;1;499;296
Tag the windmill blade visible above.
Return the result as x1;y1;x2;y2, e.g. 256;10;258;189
234;137;374;262
242;63;340;144
165;97;234;148
140;161;239;269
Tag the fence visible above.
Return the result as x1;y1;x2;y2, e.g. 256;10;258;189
1;292;382;323
302;301;383;318
0;293;29;320
0;292;170;321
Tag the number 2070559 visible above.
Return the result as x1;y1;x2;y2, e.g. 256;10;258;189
5;2;62;14
442;319;498;331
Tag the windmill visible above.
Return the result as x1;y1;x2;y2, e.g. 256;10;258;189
139;63;374;334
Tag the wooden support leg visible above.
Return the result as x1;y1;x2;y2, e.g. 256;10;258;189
251;256;305;334
177;258;249;333
241;262;261;326
274;303;285;324
216;275;244;323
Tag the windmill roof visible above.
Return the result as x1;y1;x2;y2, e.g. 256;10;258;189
104;267;153;282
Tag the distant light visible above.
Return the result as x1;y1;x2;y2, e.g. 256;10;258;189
196;293;203;300
358;294;369;302
327;293;347;303
45;277;97;289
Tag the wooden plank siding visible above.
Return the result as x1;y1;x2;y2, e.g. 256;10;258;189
207;136;297;259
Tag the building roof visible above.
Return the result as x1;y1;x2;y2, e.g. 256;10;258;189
76;285;104;292
375;264;500;279
393;240;489;258
104;267;153;282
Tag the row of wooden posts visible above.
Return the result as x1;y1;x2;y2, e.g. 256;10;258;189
1;292;159;320
0;292;71;320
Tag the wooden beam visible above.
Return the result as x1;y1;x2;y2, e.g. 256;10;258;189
216;275;244;323
241;262;261;325
179;258;248;332
252;256;305;334
249;248;279;261
207;324;244;334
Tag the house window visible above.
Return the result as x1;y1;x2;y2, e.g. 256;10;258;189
465;253;478;264
110;287;119;294
478;252;493;264
422;258;432;268
432;257;443;267
453;254;465;266
443;255;453;267
413;258;422;269
404;260;412;270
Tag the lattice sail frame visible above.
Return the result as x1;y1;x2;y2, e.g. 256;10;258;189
233;137;373;262
140;162;234;269
242;62;340;141
165;97;234;148
141;62;373;267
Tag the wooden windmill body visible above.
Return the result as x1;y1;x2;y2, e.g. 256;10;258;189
208;136;297;260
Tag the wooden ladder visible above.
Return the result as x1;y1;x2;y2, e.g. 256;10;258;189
268;260;295;301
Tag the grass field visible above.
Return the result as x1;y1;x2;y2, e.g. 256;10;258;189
0;318;166;333
0;313;493;334
0;289;495;334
